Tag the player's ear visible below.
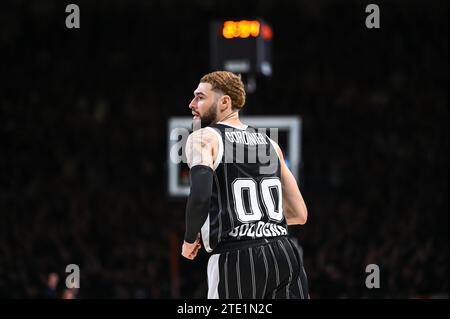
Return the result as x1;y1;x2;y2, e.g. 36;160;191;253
220;95;231;111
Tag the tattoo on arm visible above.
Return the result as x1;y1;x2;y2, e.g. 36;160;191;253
185;129;216;169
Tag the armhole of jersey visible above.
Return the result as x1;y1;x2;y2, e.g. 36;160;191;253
268;137;281;161
205;127;224;171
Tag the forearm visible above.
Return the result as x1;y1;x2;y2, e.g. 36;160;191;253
283;195;307;224
184;165;214;243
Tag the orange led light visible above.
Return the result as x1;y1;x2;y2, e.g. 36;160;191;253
222;20;261;39
262;24;273;40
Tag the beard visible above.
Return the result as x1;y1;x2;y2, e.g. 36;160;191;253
200;101;218;128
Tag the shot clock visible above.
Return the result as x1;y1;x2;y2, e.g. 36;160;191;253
210;19;273;77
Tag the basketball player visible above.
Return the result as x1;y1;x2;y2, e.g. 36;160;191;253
181;71;309;299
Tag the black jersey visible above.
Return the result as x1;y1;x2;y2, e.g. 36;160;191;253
201;122;288;253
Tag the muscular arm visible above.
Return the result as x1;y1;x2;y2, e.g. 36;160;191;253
271;140;308;225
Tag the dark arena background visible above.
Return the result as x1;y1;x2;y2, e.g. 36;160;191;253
1;0;448;300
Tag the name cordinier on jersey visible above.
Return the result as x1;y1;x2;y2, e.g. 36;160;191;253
224;130;268;145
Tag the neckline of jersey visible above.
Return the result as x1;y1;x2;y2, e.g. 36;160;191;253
217;121;249;130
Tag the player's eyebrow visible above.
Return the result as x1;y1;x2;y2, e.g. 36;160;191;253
194;91;206;97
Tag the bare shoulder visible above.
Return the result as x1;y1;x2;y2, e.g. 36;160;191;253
185;128;219;168
187;128;219;145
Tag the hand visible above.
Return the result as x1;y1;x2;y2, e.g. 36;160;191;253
181;236;202;260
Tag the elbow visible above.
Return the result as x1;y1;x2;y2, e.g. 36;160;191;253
299;214;307;225
190;194;210;208
300;205;308;224
286;213;307;225
294;213;307;225
290;206;308;225
302;206;308;224
284;201;308;225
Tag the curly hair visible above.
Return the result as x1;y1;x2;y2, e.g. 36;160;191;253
200;71;246;110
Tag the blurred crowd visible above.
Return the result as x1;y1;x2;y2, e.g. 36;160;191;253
0;0;448;298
